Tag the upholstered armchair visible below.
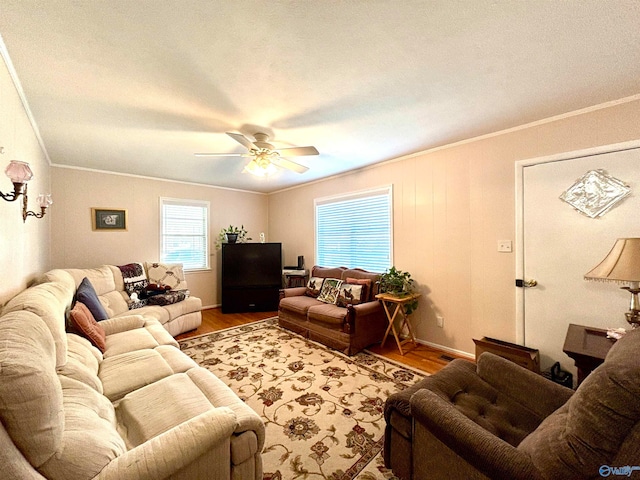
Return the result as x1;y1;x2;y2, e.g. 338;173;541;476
384;327;640;480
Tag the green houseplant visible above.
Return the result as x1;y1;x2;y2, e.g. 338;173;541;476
379;266;419;314
216;225;251;249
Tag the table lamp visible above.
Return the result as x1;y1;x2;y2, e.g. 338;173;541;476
584;238;640;328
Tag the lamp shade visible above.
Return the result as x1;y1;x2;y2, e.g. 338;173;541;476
584;238;640;283
5;160;33;183
36;194;53;208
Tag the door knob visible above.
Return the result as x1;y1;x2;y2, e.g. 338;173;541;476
515;279;538;288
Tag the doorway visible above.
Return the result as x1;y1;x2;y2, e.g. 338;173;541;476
515;140;640;373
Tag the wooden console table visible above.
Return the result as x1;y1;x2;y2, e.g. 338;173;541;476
375;292;421;355
562;323;615;386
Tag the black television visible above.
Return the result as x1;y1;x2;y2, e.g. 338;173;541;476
222;243;282;288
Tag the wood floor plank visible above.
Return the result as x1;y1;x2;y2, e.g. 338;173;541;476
176;308;468;374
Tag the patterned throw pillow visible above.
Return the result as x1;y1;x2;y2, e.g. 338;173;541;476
337;283;365;307
306;276;325;297
146;290;188;306
118;262;149;297
69;301;106;352
317;278;343;304
345;277;373;302
145;263;187;290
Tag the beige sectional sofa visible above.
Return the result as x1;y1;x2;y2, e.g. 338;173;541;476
0;268;265;480
58;264;202;337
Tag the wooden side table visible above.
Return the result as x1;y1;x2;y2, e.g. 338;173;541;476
375;292;421;355
562;323;615;386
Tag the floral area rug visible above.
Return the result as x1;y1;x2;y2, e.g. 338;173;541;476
178;318;425;480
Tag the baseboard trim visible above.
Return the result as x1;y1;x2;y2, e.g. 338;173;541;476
414;338;475;360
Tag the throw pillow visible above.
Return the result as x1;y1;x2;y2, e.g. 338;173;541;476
146;262;187;291
337;283;365;307
146;290;188;306
118;262;149;299
346;277;373;302
306;276;325;297
69;302;106;352
317;278;343;304
76;277;109;321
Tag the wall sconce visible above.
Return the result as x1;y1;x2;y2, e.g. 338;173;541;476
1;160;52;222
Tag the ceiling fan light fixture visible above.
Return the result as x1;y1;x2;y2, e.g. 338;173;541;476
243;159;278;177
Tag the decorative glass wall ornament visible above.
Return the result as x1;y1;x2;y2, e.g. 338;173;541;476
559;169;631;218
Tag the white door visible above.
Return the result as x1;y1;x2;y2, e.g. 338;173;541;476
519;144;640;375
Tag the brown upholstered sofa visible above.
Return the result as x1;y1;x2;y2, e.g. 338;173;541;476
384;327;640;480
278;265;387;355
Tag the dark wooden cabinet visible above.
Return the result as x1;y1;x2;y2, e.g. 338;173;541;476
221;243;282;313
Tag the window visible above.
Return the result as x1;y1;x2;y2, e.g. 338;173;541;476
160;198;209;270
315;186;392;272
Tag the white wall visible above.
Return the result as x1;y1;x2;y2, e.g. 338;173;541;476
268;98;640;357
50;167;268;307
0;51;51;305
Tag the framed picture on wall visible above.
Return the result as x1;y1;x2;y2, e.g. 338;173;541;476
92;208;127;231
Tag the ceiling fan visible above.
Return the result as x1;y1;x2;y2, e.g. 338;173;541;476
195;132;319;176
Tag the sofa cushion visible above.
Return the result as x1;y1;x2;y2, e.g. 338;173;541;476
116;371;213;448
38;376;125;480
69;301;106;352
2;281;72;368
317;278;343;304
146;262;188;290
59;334;103;394
102;320;178;358
306;276;325;297
0;311;63;468
308;303;348;325
518;328;640;477
76;277;109;321
99;349;175;401
336;283;365;307
279;295;323;316
312;266;346;279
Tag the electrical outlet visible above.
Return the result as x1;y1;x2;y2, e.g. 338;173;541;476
498;240;512;253
436;315;444;328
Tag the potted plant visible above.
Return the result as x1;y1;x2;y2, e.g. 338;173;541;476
379;266;419;314
216;225;251;248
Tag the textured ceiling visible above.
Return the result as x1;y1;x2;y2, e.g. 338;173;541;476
1;1;640;193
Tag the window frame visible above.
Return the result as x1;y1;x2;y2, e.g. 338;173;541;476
314;185;393;273
159;197;210;272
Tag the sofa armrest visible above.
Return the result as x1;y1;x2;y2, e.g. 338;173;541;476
343;300;384;333
96;408;237;480
100;315;147;336
411;389;542;480
280;287;307;299
477;353;573;418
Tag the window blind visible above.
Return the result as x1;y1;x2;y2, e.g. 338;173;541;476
315;186;392;273
160;198;209;270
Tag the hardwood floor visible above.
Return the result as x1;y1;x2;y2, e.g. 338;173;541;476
176;308;469;374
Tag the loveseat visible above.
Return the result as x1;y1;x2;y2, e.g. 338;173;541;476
0;268;265;480
383;327;640;480
278;265;387;355
59;263;202;337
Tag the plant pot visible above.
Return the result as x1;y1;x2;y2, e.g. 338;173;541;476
225;233;238;244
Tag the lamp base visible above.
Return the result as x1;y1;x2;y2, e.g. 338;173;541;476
622;287;640;328
625;310;640;328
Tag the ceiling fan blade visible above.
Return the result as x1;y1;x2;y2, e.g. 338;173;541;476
227;132;258;151
271;156;309;173
194;152;244;157
275;146;319;157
